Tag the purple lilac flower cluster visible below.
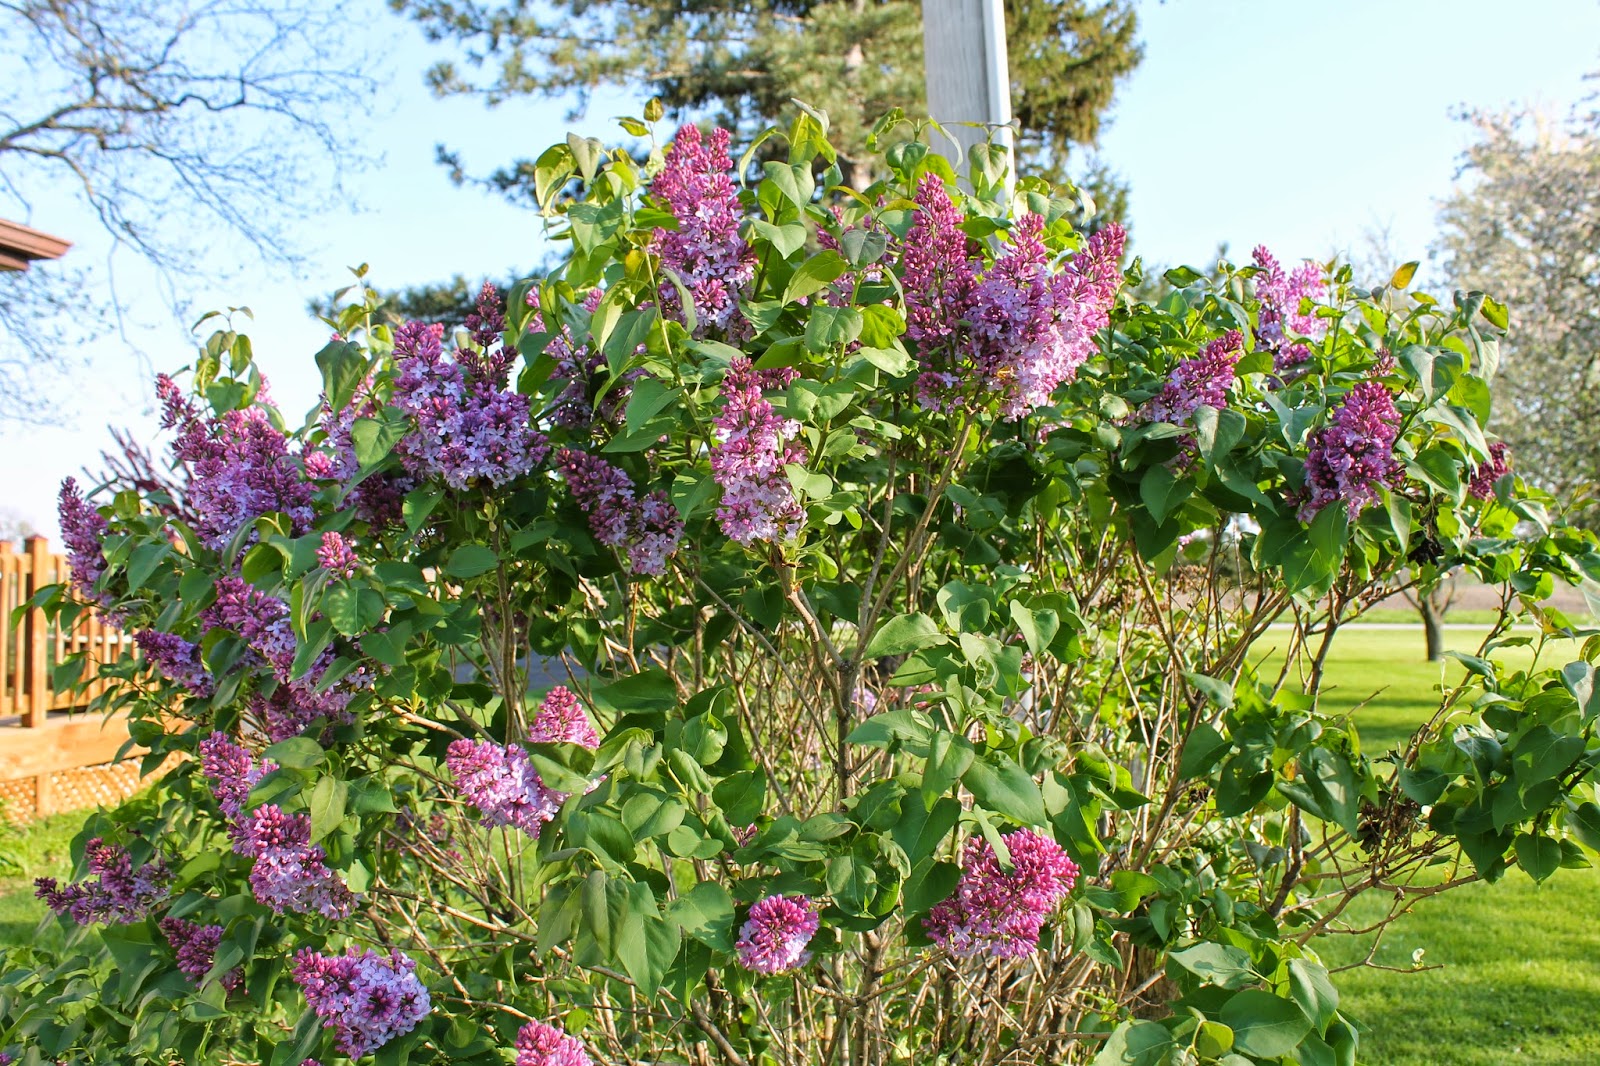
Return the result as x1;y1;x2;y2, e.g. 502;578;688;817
735;894;820;974
1299;381;1405;521
199;732;275;820
710;357;806;544
232;804;355;919
447;687;601;835
390;319;548;491
56;477;109;602
292;947;430;1059
514;1020;592;1066
158;374;316;551
1251;246;1327;371
457;281;516;385
651;125;754;338
316;531;360;579
249;685;356;744
902;176;980;410
555;448;683;576
1468;441;1511;500
924;828;1079;959
1140;330;1245;427
199;733;354;917
35;839;170;925
159;916;244;991
134;630;214;697
899;182;1124;417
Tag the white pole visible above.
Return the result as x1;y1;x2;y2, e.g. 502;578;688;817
921;0;1014;193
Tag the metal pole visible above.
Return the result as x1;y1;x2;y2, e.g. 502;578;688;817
921;0;1014;193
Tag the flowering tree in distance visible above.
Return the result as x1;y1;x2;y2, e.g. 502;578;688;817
3;108;1599;1066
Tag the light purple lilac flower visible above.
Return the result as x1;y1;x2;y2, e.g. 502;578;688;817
199;732;276;821
735;894;820;974
160;916;244;991
250;684;356;744
314;369;414;527
711;357;806;544
457;281;515;385
232;804;355;919
1140;330;1244;426
556;448;684;576
1468;441;1511;500
651;125;755;338
529;686;601;747
535;288;624;430
158;374;315;551
924;828;1079;959
446;739;561;836
1252;246;1327;371
902;176;980;410
514;1020;592;1066
316;531;360;579
968;213;1125;419
135;630;214;697
34;838;170;925
56;477;109;602
390;319;549;491
203;576;299;680
1299;381;1405;521
292;947;430;1059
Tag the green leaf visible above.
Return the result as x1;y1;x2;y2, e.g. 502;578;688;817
667;881;735;951
750;219;808;258
315;339;368;413
351;414;409;469
308;775;348;843
861;612;945;660
1169;942;1257;989
1091;1020;1175;1066
1569;801;1600;852
1009;600;1060;658
858;304;906;347
1140;465;1192;525
1288;958;1339;1031
804;305;864;352
263;736;324;771
1178;723;1230;780
847;709;936;751
1389;261;1419;289
962;757;1048;826
923;731;976;798
445;544;499;579
1277;747;1361;833
1515;832;1561;882
1219;990;1313;1058
783;250;849;304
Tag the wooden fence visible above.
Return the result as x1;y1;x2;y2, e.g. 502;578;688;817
0;536;146;820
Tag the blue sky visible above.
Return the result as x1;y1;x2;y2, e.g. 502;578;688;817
5;0;1599;537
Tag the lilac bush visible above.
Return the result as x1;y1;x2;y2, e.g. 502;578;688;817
5;110;1598;1066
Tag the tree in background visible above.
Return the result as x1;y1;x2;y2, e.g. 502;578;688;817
0;0;378;425
1434;106;1600;523
386;0;1140;321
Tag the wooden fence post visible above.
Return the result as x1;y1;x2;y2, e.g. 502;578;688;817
24;535;49;730
921;0;1014;192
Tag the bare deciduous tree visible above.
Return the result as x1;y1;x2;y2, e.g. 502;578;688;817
0;0;379;423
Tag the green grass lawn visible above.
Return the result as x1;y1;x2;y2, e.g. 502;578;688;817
0;628;1594;1063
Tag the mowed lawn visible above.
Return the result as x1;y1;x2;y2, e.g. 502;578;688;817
0;627;1595;1063
1254;625;1600;1066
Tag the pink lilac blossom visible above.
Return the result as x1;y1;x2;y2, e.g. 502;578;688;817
651;125;755;338
390;319;549;491
555;448;684;576
514;1020;592;1066
735;894;820;974
316;531;360;579
924;828;1079;959
529;686;601;747
158;374;316;551
902;176;980;409
292;947;430;1059
968;214;1125;419
34;839;170;925
445;739;561;836
1468;441;1511;500
199;732;276;821
134;630;213;697
1298;381;1405;521
159;916;244;992
232;805;355;919
250;684;356;744
457;282;514;384
1140;330;1245;426
710;357;806;544
57;478;109;602
1251;247;1327;371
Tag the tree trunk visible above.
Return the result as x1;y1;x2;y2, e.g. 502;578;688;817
1418;591;1447;662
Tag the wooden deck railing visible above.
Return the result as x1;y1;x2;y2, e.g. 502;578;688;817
0;536;144;819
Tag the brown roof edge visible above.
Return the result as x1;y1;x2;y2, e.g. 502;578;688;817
0;218;71;271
